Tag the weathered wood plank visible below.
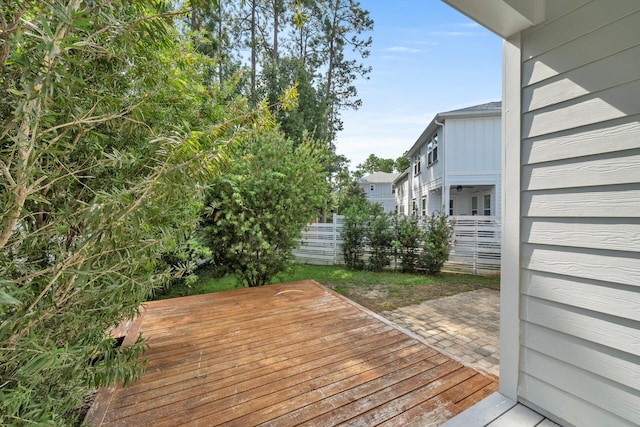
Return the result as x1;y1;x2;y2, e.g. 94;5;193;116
295;362;466;426
89;281;498;426
378;373;496;427
340;367;478;427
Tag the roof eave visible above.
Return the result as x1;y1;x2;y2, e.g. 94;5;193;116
441;0;545;39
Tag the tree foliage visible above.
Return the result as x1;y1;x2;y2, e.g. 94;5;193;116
0;1;266;423
202;130;328;287
354;153;408;178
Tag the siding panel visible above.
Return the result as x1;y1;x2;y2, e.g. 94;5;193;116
523;218;640;253
523;46;640;112
523;11;640;86
523;185;640;217
521;296;640;357
521;244;640;287
522;349;640;425
522;1;640;60
523;80;640;138
514;1;640;424
523;115;640;164
519;374;635;427
523;149;640;190
522;270;639;320
523;323;640;391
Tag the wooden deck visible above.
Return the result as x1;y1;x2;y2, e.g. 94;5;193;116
86;280;497;426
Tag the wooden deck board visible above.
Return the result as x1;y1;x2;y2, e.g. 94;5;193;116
88;280;498;426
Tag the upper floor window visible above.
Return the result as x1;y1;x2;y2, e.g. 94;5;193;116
413;154;421;176
370;184;374;192
427;135;438;166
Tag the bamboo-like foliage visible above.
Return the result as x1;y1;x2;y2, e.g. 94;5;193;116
0;1;270;423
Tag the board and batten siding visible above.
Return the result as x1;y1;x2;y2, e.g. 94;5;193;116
515;2;640;426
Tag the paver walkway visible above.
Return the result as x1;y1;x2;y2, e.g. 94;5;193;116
382;289;500;378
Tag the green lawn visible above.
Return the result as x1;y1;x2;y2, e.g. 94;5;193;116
155;263;500;313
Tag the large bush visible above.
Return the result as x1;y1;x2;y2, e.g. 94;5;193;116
0;2;262;423
202;131;328;287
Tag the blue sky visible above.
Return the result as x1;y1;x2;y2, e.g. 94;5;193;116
335;1;503;169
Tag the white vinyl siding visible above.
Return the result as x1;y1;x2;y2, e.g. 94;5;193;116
516;2;640;426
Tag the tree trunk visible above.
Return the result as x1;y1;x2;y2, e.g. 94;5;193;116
272;0;279;62
251;0;257;100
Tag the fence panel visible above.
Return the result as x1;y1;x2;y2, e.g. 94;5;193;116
293;214;501;275
446;216;501;275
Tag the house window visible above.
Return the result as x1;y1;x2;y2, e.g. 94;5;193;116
427;136;438;166
370;184;374;192
412;198;417;216
413;154;421;176
449;198;454;216
421;197;427;217
471;196;478;215
483;194;491;216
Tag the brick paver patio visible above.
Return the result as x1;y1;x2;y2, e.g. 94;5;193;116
383;289;500;378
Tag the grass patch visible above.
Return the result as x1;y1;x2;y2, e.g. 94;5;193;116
156;263;500;313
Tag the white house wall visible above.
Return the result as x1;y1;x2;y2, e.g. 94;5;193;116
363;182;396;213
514;2;640;426
444;117;502;216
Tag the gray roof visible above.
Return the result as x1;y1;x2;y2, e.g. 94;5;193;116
441;101;502;115
359;172;400;184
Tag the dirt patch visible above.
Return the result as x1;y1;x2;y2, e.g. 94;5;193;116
329;280;499;313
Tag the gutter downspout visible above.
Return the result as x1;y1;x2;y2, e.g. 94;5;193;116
435;119;445;213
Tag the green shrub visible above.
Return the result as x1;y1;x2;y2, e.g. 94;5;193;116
341;201;371;270
368;208;393;272
202;131;328;287
394;215;422;273
420;212;455;275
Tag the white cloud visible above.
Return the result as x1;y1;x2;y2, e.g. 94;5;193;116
384;46;420;53
430;31;476;37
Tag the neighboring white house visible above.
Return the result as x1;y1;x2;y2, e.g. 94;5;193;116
442;1;640;426
395;102;501;218
393;169;410;215
358;171;399;213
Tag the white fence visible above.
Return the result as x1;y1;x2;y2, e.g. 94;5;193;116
293;215;501;275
